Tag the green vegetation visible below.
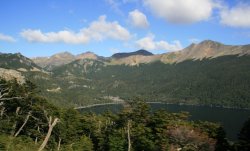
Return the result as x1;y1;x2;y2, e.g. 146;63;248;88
234;117;250;151
24;55;250;108
0;79;248;150
0;53;40;70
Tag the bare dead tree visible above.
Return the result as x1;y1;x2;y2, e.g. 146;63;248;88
0;106;5;119
38;111;60;151
0;86;23;101
0;85;9;99
10;107;21;136
35;126;40;144
57;137;62;151
16;107;21;115
14;111;32;137
127;120;131;151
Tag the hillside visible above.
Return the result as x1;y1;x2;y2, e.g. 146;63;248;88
0;53;42;72
37;55;249;108
1;40;250;109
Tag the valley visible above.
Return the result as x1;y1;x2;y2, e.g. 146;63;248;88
1;40;250;109
1;0;250;150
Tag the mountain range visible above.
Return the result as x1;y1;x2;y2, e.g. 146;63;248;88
0;40;250;108
31;40;250;69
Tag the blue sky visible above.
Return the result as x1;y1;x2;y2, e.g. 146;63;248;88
0;0;250;57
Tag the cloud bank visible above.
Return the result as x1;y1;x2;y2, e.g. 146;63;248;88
136;34;182;51
21;15;131;44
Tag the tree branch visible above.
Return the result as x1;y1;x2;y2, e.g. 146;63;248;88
38;117;60;151
14;111;32;137
0;97;24;101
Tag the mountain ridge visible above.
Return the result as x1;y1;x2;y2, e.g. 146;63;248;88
111;49;154;59
31;40;250;68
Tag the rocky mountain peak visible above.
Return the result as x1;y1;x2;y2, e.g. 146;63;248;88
76;51;98;60
51;51;74;59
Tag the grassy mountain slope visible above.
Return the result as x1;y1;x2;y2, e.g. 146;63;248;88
27;55;250;108
0;53;41;71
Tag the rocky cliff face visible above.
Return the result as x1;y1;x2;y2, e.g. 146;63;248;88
0;68;25;84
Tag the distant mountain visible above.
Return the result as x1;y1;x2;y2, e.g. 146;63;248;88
174;40;250;62
111;49;153;59
32;51;75;69
32;40;250;67
108;40;250;65
32;51;100;70
0;53;42;72
76;51;98;60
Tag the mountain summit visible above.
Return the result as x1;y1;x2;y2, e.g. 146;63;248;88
33;51;75;68
32;51;99;69
176;40;250;62
76;51;98;60
111;49;153;59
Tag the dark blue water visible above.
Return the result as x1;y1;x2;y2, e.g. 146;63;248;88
80;103;250;140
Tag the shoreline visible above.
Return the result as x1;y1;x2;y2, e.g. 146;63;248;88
75;101;250;110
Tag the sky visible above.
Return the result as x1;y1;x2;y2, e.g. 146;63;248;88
0;0;250;57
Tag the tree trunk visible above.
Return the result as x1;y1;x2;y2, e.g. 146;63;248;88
16;107;21;115
57;137;62;151
35;137;38;144
14;111;31;137
11;122;17;136
0;107;5;119
127;120;131;151
35;126;40;144
38;117;59;151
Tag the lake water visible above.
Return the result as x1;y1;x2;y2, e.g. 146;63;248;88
80;103;250;141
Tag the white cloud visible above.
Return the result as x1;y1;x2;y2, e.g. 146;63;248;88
136;34;182;51
143;0;216;24
128;9;149;28
21;29;89;44
0;33;16;42
21;15;131;44
220;3;250;28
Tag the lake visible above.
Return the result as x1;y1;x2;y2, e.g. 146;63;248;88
79;103;250;141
